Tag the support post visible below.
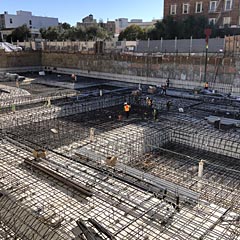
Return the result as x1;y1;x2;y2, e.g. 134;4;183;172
198;160;204;191
204;44;208;83
203;28;212;83
90;128;95;142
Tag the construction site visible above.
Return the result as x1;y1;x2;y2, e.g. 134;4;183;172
0;40;240;239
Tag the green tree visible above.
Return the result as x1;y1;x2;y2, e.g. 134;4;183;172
40;27;59;41
61;22;71;30
75;27;85;40
96;27;110;40
148;21;165;40
41;23;114;41
146;15;217;40
162;16;179;39
7;24;30;42
86;26;98;40
118;25;146;41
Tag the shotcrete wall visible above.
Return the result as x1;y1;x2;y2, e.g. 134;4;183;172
0;51;42;72
42;52;239;94
1;50;240;95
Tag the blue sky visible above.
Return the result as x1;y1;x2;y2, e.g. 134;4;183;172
0;0;164;26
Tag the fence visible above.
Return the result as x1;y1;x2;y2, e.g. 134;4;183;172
135;38;225;54
14;36;240;55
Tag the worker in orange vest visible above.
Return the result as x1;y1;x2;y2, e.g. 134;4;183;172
124;103;131;119
204;82;209;90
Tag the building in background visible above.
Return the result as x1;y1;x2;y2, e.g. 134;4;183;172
103;21;116;36
164;0;240;28
76;15;158;37
0;10;59;41
77;14;97;28
77;15;116;36
115;18;129;34
0;10;59;30
128;19;159;29
115;18;158;35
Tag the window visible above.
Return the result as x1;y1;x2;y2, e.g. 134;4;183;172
170;4;177;15
209;18;216;25
209;1;217;12
223;17;231;25
29;20;32;25
225;0;232;10
195;2;203;13
10;18;12;24
182;4;189;14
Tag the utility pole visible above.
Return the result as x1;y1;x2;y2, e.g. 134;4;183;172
203;28;212;83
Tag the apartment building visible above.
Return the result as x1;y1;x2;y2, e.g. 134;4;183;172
164;0;240;27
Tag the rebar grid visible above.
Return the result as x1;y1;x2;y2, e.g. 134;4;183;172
0;85;240;240
0;140;178;240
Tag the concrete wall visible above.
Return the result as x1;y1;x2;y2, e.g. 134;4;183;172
1;50;240;95
42;52;239;94
0;51;41;72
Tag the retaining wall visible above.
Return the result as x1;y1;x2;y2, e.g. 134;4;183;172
42;52;239;94
0;51;41;72
1;51;240;95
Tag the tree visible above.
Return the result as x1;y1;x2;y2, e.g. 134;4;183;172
40;27;59;41
7;24;31;42
75;27;85;41
148;20;166;40
61;22;71;30
118;25;146;41
146;15;217;40
96;27;110;40
86;26;98;40
162;16;180;39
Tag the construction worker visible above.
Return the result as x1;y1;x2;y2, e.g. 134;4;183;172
161;84;167;95
166;78;170;88
204;82;209;90
146;97;153;108
124;103;131;119
71;74;77;82
153;108;158;121
166;100;172;111
16;79;19;88
11;104;16;113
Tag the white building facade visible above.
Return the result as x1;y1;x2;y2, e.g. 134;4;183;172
115;18;158;35
0;11;59;30
115;18;129;34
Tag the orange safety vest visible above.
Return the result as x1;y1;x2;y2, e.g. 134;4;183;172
124;105;130;112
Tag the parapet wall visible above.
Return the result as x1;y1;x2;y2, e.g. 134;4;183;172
1;50;240;95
